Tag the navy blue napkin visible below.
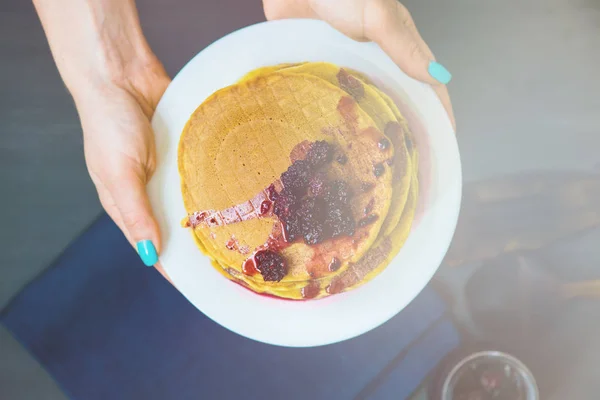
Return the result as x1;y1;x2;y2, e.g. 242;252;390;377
1;214;458;400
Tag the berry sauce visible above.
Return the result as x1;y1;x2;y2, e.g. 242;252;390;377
336;68;365;101
373;163;385;177
328;257;341;272
301;281;321;299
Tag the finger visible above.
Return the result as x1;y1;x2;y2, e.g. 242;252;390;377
106;166;161;267
400;9;456;130
366;0;455;129
100;187;171;280
366;0;452;86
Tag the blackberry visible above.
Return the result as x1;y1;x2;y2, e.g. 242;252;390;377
254;250;287;282
273;188;298;219
324;180;353;206
326;206;355;238
373;163;385;178
297;197;325;221
302;222;326;245
282;214;301;242
298;197;327;245
308;172;327;197
281;159;311;193
306;140;332;167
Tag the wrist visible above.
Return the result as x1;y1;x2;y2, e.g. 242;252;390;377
34;0;160;100
66;7;158;100
69;48;163;107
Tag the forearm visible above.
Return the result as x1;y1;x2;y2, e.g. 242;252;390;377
33;0;157;100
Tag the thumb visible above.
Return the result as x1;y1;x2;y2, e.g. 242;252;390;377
107;166;161;267
366;0;456;129
366;0;452;85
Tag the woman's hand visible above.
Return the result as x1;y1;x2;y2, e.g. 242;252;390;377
263;0;455;129
76;62;170;266
34;0;170;268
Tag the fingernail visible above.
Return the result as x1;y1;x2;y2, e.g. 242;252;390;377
136;240;158;267
428;61;452;84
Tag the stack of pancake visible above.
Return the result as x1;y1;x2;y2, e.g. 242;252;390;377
178;62;418;300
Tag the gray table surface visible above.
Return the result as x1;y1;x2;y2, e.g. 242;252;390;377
2;0;600;398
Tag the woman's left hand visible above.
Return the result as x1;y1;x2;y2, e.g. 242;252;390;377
263;0;455;130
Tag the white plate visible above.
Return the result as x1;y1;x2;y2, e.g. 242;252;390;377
149;19;461;347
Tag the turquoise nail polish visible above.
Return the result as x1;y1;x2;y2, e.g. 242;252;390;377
428;61;452;84
137;240;158;267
